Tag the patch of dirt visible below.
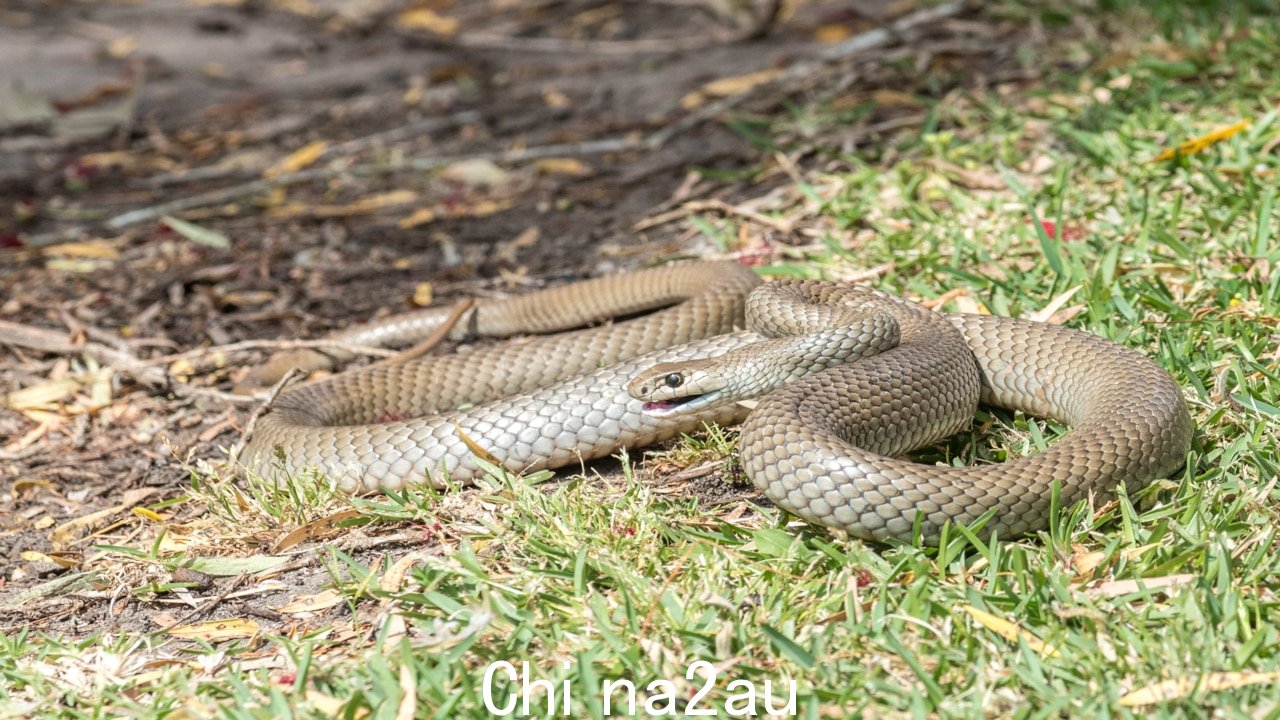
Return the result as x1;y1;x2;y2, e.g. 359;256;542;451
0;0;1040;637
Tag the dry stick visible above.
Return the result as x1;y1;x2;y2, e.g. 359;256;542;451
633;199;795;234
231;366;303;463
142;110;483;190
165;573;251;630
137;338;399;368
374;298;476;367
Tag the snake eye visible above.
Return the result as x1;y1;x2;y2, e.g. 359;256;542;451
664;373;683;389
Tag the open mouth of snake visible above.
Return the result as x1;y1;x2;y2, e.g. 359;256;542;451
642;393;706;415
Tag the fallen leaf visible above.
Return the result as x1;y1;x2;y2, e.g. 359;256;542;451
264;140;328;177
162;215;231;249
184;554;291;577
6;378;84;410
412;283;434;307
1086;573;1196;598
1120;671;1280;707
167;618;260;642
534;158;591;176
270;509;362;552
440;158;508;189
20;550;76;568
541;86;570;109
271;190;418;219
0;80;55;131
276;589;344;614
50;489;158;548
453;423;501;465
396;8;459;36
380;552;428;593
962;605;1058;657
106;36;137;59
701;69;783;98
398;207;437;228
1026;286;1081;323
1152;119;1250;162
45;240;120;260
1070;543;1160;579
13;477;57;496
814;24;853;43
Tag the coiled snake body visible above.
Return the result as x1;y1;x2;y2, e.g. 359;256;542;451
241;261;1192;542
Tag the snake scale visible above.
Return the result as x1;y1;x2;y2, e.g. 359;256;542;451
240;261;1192;542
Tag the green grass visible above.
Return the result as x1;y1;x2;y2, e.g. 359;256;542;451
6;2;1280;718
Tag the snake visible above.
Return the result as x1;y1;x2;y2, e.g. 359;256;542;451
239;261;1192;542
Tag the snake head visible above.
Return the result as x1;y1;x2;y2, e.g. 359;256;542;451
627;360;728;417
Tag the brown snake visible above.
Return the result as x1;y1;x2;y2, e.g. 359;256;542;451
239;261;1192;542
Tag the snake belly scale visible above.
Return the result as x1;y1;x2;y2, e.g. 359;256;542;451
240;261;1192;542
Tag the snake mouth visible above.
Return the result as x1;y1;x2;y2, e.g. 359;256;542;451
641;392;715;417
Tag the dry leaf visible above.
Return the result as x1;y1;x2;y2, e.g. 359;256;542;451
106;36;137;59
132;507;163;522
264;140;328;177
701;69;783;97
1086;573;1196;598
1070;543;1159;579
167;618;260;642
270;509;362;552
397;662;417;720
1152;119;1250;162
534;158;591;176
50;488;158;548
440;158;508;189
453;423;501;465
47;240;121;259
814;24;853;43
396;8;459;37
1120;671;1280;707
6;378;83;410
13;477;57;495
20;550;76;568
380;552;428;593
1027;286;1081;323
541;86;570;109
962;605;1058;657
306;690;359;717
494;227;540;264
871;89;925;108
412;283;433;307
271;190;418;219
276;589;345;614
398;207;437;229
162;215;231;249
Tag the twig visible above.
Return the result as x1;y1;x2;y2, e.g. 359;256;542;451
633;199;795;234
140;110;482;190
164;573;250;629
661;461;725;485
231;366;303;463
375;298;476;366
817;1;968;61
138;338;399;368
